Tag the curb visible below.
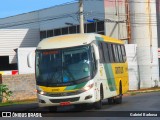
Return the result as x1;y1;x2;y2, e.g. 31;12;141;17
124;88;160;96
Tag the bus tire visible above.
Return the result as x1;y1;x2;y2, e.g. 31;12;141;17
108;97;114;104
94;85;103;109
48;106;57;112
114;94;122;104
114;82;122;104
94;100;102;109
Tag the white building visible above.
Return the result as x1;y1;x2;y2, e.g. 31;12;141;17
0;0;159;89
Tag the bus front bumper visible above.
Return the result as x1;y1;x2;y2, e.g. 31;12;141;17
38;88;96;107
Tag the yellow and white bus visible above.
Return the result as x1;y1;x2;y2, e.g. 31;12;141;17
35;33;128;111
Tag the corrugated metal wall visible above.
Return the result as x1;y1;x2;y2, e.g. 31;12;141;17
39;1;104;30
0;12;39;29
0;29;39;63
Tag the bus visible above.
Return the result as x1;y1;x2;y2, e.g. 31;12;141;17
34;33;128;111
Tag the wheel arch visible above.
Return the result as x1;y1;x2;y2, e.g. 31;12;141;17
100;83;104;99
119;80;122;94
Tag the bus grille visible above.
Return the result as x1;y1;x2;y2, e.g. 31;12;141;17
49;97;80;103
46;91;81;97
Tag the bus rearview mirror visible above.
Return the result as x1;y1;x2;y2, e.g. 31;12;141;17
27;51;35;68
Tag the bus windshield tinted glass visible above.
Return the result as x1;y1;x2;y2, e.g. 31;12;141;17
36;46;91;86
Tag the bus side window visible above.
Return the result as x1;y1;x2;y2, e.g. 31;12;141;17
121;45;126;62
91;46;97;76
102;42;110;63
117;45;123;63
98;41;105;63
112;44;119;63
108;44;114;63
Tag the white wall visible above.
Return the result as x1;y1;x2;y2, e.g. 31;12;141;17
125;44;139;90
17;48;36;74
130;0;159;88
0;29;39;63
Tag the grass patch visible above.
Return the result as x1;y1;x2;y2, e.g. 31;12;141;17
0;101;13;107
0;99;37;107
129;88;160;96
130;92;138;96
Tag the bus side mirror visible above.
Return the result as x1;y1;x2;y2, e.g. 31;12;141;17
27;51;35;68
92;44;99;60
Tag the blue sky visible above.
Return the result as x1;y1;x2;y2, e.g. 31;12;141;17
0;0;75;18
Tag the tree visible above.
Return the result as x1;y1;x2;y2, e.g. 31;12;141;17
0;84;13;103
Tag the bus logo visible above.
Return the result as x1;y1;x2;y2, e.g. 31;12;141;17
52;88;60;92
115;67;124;74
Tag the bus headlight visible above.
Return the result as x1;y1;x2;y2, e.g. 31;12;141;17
39;91;46;95
36;86;46;95
82;83;94;91
76;83;94;94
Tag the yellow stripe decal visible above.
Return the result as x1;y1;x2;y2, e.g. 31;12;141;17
39;82;87;93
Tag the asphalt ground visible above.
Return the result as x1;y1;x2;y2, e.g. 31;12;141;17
0;87;160;112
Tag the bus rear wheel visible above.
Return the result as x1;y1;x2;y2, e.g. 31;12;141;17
108;97;114;104
114;82;122;104
114;95;122;104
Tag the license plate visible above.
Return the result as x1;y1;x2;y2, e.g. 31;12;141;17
60;102;71;106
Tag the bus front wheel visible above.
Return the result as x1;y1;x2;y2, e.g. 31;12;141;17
94;86;103;109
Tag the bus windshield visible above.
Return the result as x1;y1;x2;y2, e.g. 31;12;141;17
35;45;91;86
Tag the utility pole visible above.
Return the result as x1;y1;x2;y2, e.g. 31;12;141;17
125;0;131;44
79;0;84;33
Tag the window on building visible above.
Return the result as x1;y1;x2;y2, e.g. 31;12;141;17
54;29;61;36
40;20;105;39
84;24;87;33
0;56;17;70
40;31;47;40
62;27;69;35
87;23;96;33
47;30;53;37
77;25;80;33
97;31;105;35
97;21;104;34
69;26;76;34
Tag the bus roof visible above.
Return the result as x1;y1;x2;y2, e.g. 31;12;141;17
37;33;124;49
